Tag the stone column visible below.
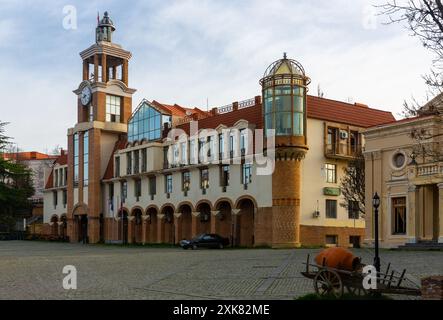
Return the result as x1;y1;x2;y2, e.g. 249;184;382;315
141;215;148;244
101;53;107;82
112;66;117;80
174;213;182;244
407;185;418;243
93;54;99;82
157;214;165;243
210;211;219;234
191;212;200;237
438;183;443;243
231;209;241;247
83;60;89;81
122;59;128;85
127;216;135;244
88;216;100;243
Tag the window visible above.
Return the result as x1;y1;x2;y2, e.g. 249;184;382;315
325;164;336;183
348;200;360;219
350;131;359;154
163;146;169;169
220;165;230;187
54;169;59;187
141;149;147;172
392;197;406;234
325;235;338;245
134;179;141;199
219;133;224;158
106;95;121;123
115;156;120;177
242;163;252;185
165;174;173;194
108;183;114;201
134;149;139;174
393;152;406;169
62;190;67;208
173;144;179;166
58;169;63;187
64;168;67;186
189;140;196;164
128;102;165;143
229;133;235;157
200;168;209;189
126;152;132;175
182;171;191;191
264;85;305;136
208;136;214;160
73;133;79;186
198;138;205;163
327;128;337;154
240;129;248;155
149;176;156;195
53;191;58;208
121;181;127;202
83;131;89;186
326;200;337;218
180;142;187;165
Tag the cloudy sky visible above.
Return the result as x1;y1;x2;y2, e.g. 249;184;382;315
0;0;435;153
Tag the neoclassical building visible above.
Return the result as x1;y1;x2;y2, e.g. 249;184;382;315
43;12;395;247
364;94;443;248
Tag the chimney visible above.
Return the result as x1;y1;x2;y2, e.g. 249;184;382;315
60;149;65;156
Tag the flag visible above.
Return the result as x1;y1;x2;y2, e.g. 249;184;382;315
97;12;100;25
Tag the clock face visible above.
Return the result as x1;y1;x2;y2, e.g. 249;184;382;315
80;86;92;106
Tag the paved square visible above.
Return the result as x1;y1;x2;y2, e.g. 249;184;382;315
0;241;441;299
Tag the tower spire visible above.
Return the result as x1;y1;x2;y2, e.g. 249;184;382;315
96;11;116;43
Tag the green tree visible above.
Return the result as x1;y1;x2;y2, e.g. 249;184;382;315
0;121;34;231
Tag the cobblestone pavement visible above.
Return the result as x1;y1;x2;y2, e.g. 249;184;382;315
0;241;441;300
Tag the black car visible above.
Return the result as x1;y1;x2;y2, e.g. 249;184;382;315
180;233;230;250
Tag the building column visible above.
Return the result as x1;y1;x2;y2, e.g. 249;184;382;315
438;183;443;243
102;53;107;83
88;216;100;243
231;209;241;247
210;211;219;234
122;59;128;85
191;212;200;237
407;185;418;243
93;54;99;82
174;213;182;244
82;60;89;81
141;215;148;244
127;216;135;244
157;214;165;243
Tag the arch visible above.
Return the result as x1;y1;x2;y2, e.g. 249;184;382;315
130;206;145;216
235;196;256;247
214;197;234;210
234;196;258;210
195;199;213;211
72;203;88;216
233;119;250;129
146;204;160;213
176;201;195;213
160;203;176;214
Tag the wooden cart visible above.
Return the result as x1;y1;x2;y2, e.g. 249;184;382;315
301;254;421;298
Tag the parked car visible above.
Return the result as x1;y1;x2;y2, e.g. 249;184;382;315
180;233;229;250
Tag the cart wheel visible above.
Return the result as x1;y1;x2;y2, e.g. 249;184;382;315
346;285;368;297
314;269;343;298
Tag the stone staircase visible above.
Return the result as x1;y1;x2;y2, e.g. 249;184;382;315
398;240;443;251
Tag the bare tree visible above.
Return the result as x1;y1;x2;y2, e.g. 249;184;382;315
378;0;443;116
340;151;365;218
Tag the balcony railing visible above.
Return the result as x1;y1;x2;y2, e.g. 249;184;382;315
325;143;361;159
416;162;443;177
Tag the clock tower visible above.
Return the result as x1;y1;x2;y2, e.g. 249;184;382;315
67;12;136;243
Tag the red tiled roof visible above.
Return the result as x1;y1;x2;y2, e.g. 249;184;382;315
103;137;128;180
152;100;209;118
306;96;395;128
45;171;53;189
2;151;57;161
55;153;68;166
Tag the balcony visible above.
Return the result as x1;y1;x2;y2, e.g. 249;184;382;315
414;162;443;178
325;143;361;160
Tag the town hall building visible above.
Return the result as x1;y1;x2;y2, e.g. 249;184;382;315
43;12;395;248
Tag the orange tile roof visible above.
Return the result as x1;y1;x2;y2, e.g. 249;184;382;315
2;151;57;161
306;96;395;128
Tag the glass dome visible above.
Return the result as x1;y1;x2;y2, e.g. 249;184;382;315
262;53;306;79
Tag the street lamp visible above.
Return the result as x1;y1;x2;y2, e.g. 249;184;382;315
372;192;381;273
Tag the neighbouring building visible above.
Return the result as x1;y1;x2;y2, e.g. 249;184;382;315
43;12;395;247
364;94;443;248
2;151;57;231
